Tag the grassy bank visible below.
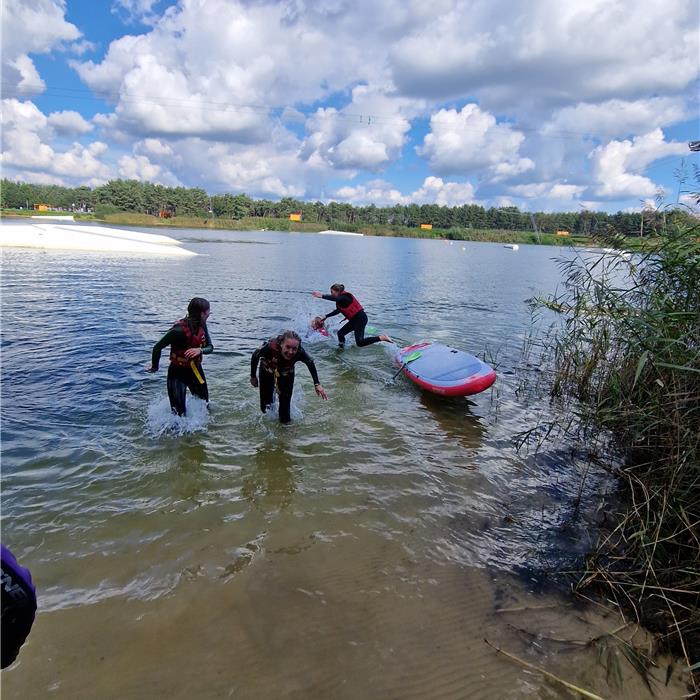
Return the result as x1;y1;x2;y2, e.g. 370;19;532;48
2;208;593;247
531;219;699;691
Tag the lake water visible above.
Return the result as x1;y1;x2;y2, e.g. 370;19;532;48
1;227;686;698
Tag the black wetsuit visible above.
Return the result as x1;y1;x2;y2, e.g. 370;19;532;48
1;544;37;669
321;293;382;347
152;324;213;416
251;340;320;423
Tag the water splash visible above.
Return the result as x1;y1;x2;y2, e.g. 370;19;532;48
145;396;210;437
256;385;305;424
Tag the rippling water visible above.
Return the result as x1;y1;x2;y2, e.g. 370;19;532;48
1;228;682;698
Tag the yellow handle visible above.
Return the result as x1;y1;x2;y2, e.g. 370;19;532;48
190;360;205;384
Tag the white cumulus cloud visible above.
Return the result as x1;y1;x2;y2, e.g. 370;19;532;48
412;177;476;206
418;104;533;179
589;129;688;199
390;0;698;110
48;110;94;135
302;86;415;172
2;0;81;95
542;97;691;140
333;180;410;206
1;99;112;184
111;0;161;25
1;0;696;211
333;176;476;207
118;154;179;185
135;138;174;158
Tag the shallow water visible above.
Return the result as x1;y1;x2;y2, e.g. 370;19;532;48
0;228;689;697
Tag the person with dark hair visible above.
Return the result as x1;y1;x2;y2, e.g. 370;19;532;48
1;544;37;669
312;284;392;348
147;297;213;416
250;330;327;423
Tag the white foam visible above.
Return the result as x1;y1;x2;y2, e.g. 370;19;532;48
145;396;210;437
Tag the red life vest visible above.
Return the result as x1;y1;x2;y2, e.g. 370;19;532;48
169;319;206;367
337;292;363;320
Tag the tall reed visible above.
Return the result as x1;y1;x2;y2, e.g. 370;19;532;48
534;200;699;689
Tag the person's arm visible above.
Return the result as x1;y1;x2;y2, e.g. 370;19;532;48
297;348;327;399
250;343;269;387
201;326;214;355
321;292;352;306
314;292;351;319
297;348;320;384
312;291;352;311
183;324;214;360
148;327;182;371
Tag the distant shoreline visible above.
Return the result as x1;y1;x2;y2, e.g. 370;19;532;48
1;210;628;248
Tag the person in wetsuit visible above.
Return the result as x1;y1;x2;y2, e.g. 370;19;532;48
250;330;328;423
1;543;37;669
147;297;213;416
312;283;392;348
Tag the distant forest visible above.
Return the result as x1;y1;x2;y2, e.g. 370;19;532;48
1;178;692;236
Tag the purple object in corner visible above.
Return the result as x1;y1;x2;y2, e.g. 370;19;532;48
1;543;37;668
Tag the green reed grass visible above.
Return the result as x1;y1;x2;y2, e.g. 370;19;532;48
532;207;699;691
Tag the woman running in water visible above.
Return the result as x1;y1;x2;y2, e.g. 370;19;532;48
147;297;213;416
251;330;327;423
312;284;392;348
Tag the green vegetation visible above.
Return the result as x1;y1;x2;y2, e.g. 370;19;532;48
530;193;699;691
2;177;696;242
1;206;595;246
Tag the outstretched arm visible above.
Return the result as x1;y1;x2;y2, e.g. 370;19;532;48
311;291;352;318
298;349;327;400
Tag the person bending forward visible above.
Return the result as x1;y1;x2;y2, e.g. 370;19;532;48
312;283;391;348
250;331;327;423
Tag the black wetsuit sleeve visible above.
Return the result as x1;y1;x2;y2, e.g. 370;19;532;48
321;293;352;319
297;348;320;385
202;326;214;355
151;328;183;370
251;343;270;377
321;293;352;306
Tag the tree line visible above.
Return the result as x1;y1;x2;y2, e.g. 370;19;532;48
1;178;691;236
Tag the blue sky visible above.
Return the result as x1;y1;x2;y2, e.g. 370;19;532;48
2;0;699;213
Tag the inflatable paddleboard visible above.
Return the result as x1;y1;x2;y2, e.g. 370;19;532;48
395;342;496;397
